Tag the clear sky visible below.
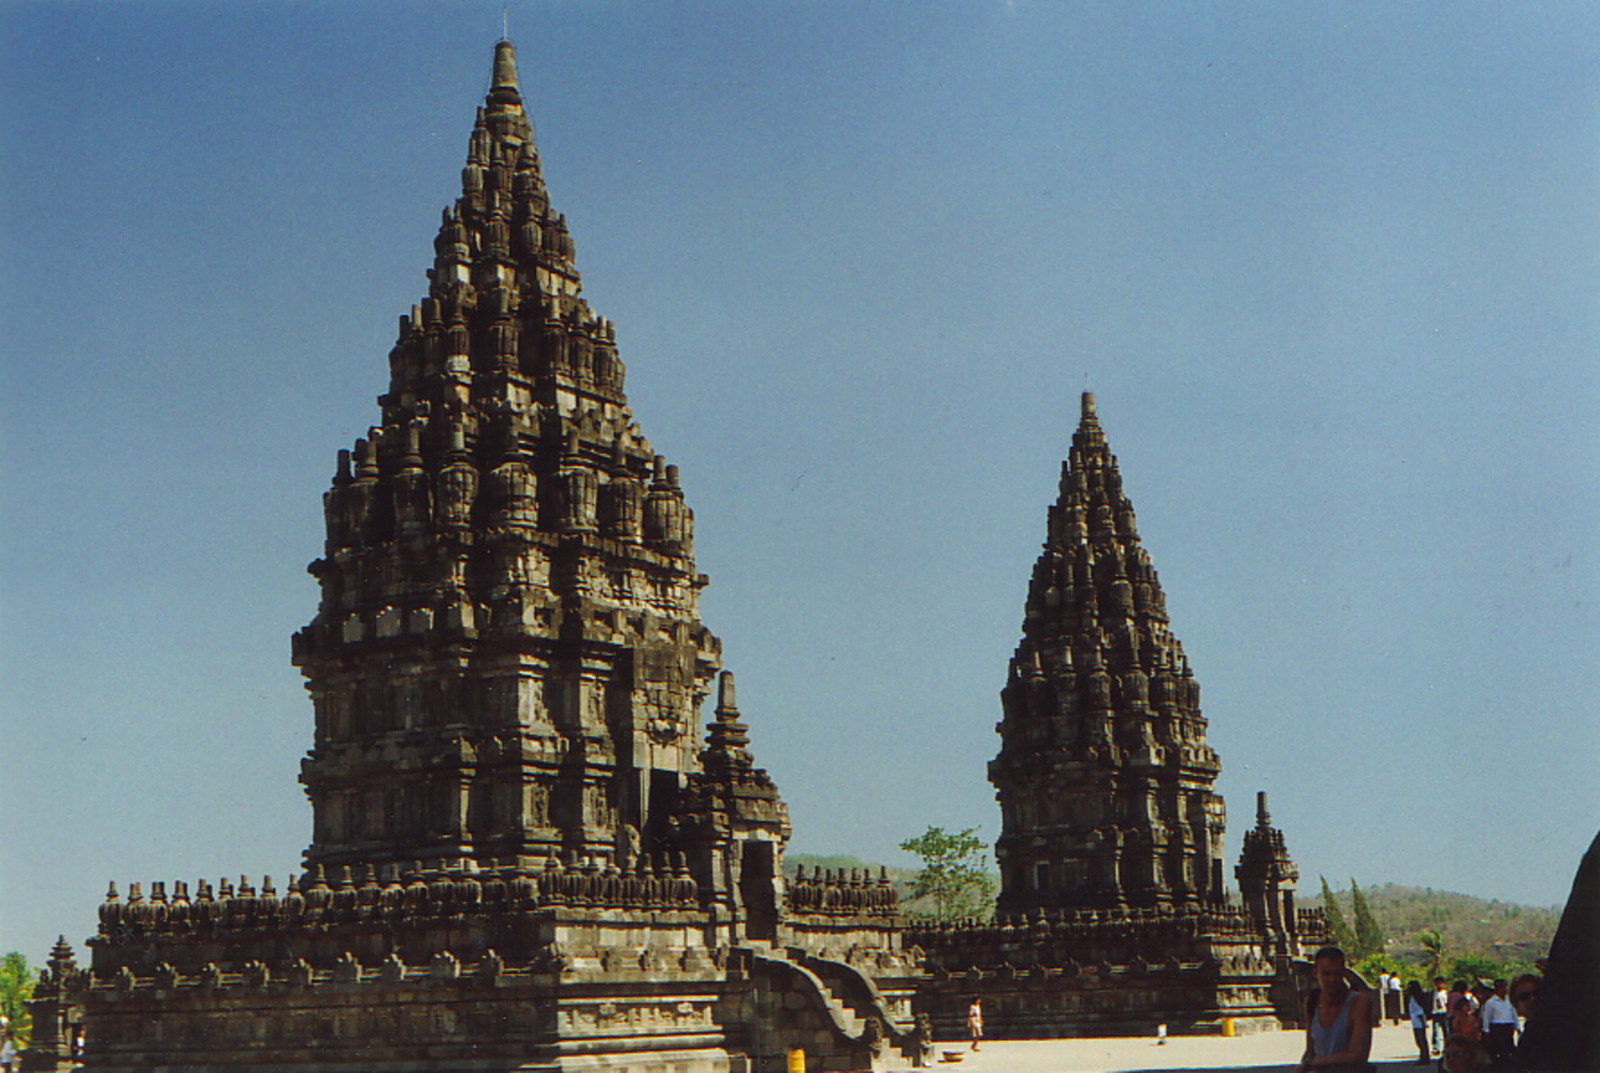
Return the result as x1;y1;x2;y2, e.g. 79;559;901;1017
3;2;1597;962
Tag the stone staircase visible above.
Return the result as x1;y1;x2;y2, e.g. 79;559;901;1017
743;943;926;1070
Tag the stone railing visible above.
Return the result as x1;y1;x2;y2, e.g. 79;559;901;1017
1296;906;1331;946
784;866;898;918
59;941;728;996
909;903;1265;944
96;855;700;941
907;903;1292;973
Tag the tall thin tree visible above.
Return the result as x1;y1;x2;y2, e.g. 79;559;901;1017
1350;878;1385;959
1319;876;1355;951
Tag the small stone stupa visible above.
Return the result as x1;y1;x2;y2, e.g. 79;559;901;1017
25;41;921;1073
910;394;1324;1038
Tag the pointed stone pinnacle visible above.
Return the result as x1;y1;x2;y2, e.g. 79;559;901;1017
490;40;521;105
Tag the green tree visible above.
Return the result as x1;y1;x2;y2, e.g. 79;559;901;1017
1418;928;1445;981
1356;952;1401;983
899;826;996;922
1449;954;1512;985
0;952;33;1046
1351;878;1385;959
1320;876;1355;951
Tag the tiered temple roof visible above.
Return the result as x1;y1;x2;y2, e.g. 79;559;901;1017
292;40;762;879
990;392;1226;915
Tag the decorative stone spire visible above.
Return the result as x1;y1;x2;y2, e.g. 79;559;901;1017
991;392;1225;916
1236;791;1303;957
489;39;522;108
292;41;753;881
702;671;754;774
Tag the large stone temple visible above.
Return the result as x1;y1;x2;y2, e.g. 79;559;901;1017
24;41;922;1073
909;394;1322;1037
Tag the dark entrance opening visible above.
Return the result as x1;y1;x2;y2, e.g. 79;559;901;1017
738;840;778;942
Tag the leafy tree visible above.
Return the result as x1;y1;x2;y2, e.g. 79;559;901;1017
1356;952;1402;983
1449;953;1513;985
1351;878;1386;959
1319;876;1355;951
1418;928;1445;981
899;826;996;922
0;952;33;1046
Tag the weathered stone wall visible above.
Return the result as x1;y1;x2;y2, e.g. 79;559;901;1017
917;961;1280;1040
908;906;1319;1039
36;933;926;1073
65;963;735;1073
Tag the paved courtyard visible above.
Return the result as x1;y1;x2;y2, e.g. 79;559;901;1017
907;1022;1429;1072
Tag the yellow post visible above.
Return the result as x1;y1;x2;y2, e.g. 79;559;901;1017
786;1048;805;1073
1222;1017;1237;1037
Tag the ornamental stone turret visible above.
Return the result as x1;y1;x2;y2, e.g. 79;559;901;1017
990;392;1226;916
1235;791;1304;958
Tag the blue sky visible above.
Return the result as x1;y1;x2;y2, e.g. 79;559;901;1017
3;2;1597;961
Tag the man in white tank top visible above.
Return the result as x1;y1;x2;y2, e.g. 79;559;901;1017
1298;946;1374;1072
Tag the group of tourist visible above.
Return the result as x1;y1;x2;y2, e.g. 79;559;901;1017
1406;973;1540;1069
1297;946;1542;1072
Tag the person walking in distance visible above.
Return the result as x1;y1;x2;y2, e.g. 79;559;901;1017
967;996;983;1052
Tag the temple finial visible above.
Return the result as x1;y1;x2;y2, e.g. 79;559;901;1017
1081;391;1097;422
1256;791;1271;826
489;40;521;106
716;670;737;714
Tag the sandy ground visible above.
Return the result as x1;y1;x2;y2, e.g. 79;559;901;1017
903;1022;1433;1072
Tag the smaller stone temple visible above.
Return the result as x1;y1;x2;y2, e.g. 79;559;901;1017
25;40;923;1073
910;394;1323;1038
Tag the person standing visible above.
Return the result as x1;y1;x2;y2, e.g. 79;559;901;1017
1449;980;1481;1043
1388;971;1404;1025
966;996;983;1052
1297;946;1374;1072
1479;979;1518;1066
1432;977;1452;1056
1407;980;1433;1064
1379;971;1395;1022
1508;973;1538;1023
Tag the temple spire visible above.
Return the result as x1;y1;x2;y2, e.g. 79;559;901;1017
992;393;1225;915
488;39;523;109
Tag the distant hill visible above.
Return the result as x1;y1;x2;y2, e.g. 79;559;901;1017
1308;882;1561;973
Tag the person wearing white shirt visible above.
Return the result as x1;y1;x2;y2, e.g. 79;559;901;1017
1431;978;1450;1057
1406;980;1432;1064
1480;978;1519;1065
